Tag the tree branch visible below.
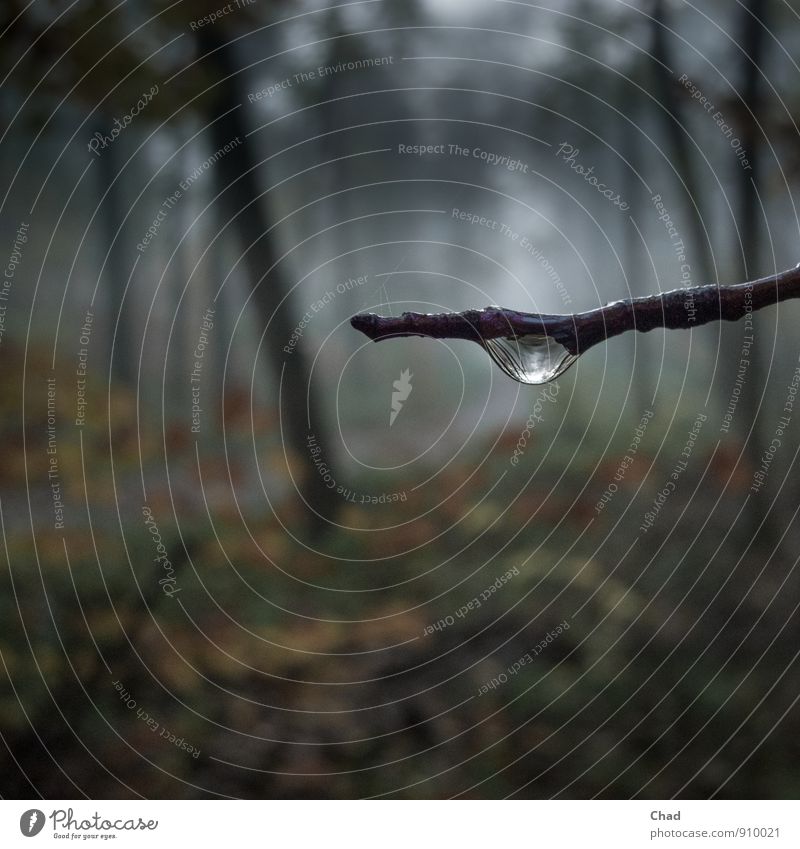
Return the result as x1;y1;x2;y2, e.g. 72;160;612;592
351;263;800;358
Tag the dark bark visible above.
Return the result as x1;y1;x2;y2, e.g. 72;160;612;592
737;1;766;257
650;0;714;283
96;126;134;387
352;263;800;361
733;0;769;536
619;96;651;411
196;26;339;527
734;0;767;440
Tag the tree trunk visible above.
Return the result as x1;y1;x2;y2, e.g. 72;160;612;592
650;0;714;286
196;27;340;529
733;0;769;534
96;126;134;387
618;96;651;416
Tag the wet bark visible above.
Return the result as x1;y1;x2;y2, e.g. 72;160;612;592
352;263;800;362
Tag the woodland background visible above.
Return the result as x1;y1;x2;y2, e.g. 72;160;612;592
1;0;800;798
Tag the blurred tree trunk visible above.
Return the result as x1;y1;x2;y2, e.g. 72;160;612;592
649;0;718;442
618;99;651;417
649;0;714;286
196;26;339;529
651;0;770;537
96;125;134;387
733;0;769;533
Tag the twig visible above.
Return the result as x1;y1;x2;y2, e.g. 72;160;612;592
351;263;800;357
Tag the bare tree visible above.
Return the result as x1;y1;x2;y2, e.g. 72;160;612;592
196;23;340;528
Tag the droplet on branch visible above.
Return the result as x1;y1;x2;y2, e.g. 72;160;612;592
483;334;578;385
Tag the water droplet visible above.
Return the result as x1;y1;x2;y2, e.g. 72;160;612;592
483;334;578;384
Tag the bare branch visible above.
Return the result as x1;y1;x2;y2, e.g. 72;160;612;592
351;264;800;359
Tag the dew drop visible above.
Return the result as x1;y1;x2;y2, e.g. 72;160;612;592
482;334;578;385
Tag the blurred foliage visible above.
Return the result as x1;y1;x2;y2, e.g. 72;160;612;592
1;336;798;797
